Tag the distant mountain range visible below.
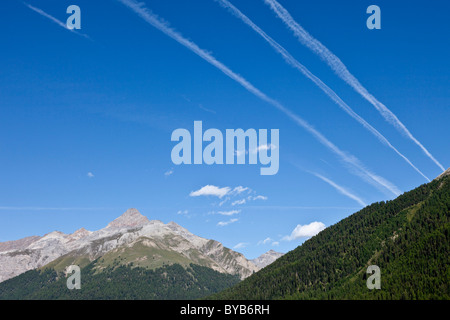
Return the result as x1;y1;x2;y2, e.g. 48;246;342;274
0;208;283;285
0;208;286;299
212;169;450;299
2;169;448;300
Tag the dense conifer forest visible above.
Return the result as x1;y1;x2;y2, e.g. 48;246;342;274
211;175;449;299
0;262;240;300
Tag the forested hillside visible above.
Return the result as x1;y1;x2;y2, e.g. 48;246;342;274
0;262;240;300
212;173;449;299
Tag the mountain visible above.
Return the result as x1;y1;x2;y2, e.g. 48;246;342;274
0;236;41;253
0;208;267;299
251;250;284;269
212;170;450;300
435;167;450;180
105;208;150;229
0;208;259;284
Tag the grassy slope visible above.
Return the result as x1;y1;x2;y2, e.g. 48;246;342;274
43;235;220;273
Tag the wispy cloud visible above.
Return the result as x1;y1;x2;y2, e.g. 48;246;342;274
190;185;231;198
217;218;238;227
164;169;174;176
264;0;443;172
0;207;111;211
283;221;326;241
231;186;249;195
181;95;216;114
309;171;367;207
216;193;268;206
191;185;255;203
198;104;216;114
87;172;94;178
118;0;400;196
217;209;241;216
231;199;246;206
250;195;268;201
23;2;91;40
235;149;248;157
233;242;248;249
251;144;277;155
218;197;230;207
215;0;429;182
257;237;279;246
257;237;273;245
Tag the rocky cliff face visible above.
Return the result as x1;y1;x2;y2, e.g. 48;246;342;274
0;236;41;253
0;209;260;282
251;250;284;268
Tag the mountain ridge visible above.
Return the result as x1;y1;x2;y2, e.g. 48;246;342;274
251;250;284;269
105;208;150;229
211;171;449;299
435;168;450;180
0;209;262;282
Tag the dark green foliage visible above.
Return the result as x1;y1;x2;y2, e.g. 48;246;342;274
211;176;450;300
0;262;240;300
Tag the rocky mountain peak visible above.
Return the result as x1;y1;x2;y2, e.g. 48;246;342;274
251;250;284;269
0;208;259;282
167;221;183;230
68;228;92;241
435;168;450;180
106;208;150;229
42;231;66;239
73;227;89;234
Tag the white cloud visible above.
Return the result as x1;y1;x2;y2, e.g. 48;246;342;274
164;169;174;176
251;144;277;154
234;149;248;157
190;185;255;202
231;199;246;206
177;210;188;215
272;241;280;246
234;144;277;156
87;172;94;178
217;210;240;216
258;237;273;245
233;242;248;249
232;186;249;194
283;222;326;241
217;218;238;227
252;195;268;201
218;197;230;207
190;185;231;198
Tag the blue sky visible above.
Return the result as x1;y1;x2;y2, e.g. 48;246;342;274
0;0;448;259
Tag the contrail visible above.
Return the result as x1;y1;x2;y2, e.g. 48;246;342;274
117;0;400;196
0;207;111;211
23;2;91;40
264;0;444;172
309;171;367;207
214;0;430;182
